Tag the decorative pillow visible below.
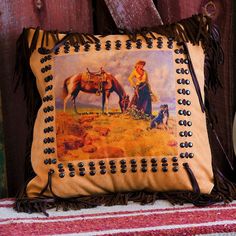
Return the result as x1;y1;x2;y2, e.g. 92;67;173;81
14;14;236;215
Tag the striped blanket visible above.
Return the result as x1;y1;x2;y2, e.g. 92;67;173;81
0;199;236;235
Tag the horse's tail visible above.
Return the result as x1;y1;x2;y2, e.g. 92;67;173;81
63;77;70;99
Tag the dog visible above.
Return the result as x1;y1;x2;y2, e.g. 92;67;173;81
148;104;169;130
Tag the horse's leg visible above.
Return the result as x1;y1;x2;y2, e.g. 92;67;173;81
105;91;110;114
102;91;105;114
64;94;72;112
73;91;80;114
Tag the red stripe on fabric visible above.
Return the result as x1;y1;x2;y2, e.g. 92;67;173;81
0;204;14;208
1;208;236;235
107;224;236;236
1;203;235;222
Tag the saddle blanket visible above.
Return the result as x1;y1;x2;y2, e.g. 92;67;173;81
0;198;236;235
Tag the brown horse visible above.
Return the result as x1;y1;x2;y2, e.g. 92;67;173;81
63;70;130;113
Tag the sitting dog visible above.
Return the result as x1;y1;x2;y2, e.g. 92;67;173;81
148;104;169;130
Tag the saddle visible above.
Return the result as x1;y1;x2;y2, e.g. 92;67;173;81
86;68;107;95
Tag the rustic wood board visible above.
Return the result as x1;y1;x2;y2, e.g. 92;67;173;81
0;0;93;196
104;0;163;29
0;94;7;198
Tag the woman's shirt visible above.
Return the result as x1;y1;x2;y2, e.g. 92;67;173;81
128;69;148;87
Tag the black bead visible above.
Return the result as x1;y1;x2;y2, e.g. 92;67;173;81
68;163;73;168
161;157;167;163
109;160;115;165
100;165;106;169
151;163;157;167
175;58;180;63
162;166;168;172
79;167;85;171
141;158;147;164
188;131;193;136
178;99;183;105
100;169;106;175
79;171;85;176
78;162;84;167
121;168;127;173
151;158;157;163
141;167;147;172
187;121;192;126
120;159;126;165
131;168;137;173
173;166;178;172
110;169;116;174
180;142;185;148
69;167;75;172
189;153;194;158
151;167;157;172
51;159;57;164
186;111;191;116
130;159;136;164
89;161;95;167
99;160;105;165
90;170;96;176
89;166;96;170
131;164;137;168
180;153;185;158
59;173;65;178
162;163;168;167
58;163;63;168
69;172;75;177
178;110;184;115
44;159;49;164
59;168;65;172
172;156;178;162
185;80;190;85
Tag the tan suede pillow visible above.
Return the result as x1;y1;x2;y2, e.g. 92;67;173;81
15;15;230;215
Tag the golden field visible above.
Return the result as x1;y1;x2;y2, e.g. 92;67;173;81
56;108;178;161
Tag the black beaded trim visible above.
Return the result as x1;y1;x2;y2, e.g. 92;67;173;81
40;55;52;64
180;142;193;148
178;109;191;116
136;39;142;49
44;116;54;123
43;95;53;102
43;106;54;113
105;40;111;50
43;137;55;143
167;37;173;49
44;126;54;133
41;65;52;73
44;75;53;82
48;37;187;54
175;45;194;160
177;78;190;85
45;85;53;92
44;158;57;165
44;147;55;154
180;152;194;158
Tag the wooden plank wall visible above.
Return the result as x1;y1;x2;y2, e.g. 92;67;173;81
0;0;235;197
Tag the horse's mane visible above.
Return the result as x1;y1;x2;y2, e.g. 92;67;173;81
108;73;126;98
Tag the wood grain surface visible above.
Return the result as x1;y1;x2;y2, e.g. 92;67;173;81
104;0;163;29
0;0;93;196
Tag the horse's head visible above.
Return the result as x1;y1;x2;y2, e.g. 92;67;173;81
120;95;130;112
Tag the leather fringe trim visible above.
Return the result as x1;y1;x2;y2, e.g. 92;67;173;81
15;163;203;216
14;162;236;217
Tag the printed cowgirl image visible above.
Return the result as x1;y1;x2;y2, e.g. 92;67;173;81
54;50;177;161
